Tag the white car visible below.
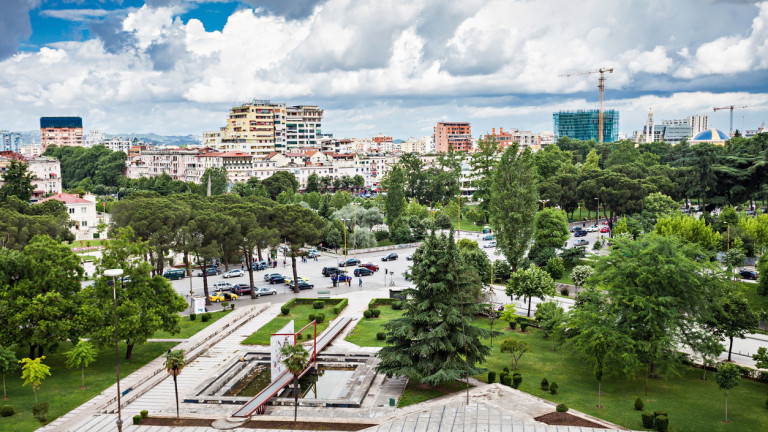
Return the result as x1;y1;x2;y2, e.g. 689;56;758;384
585;225;599;232
482;241;496;248
256;287;277;296
212;282;233;292
223;269;245;278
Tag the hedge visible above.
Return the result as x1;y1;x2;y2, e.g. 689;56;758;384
283;298;345;310
368;298;398;309
333;298;349;314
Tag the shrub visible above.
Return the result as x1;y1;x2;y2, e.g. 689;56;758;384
363;310;373;319
546;257;565;279
0;406;14;417
32;402;49;422
509;321;517;330
230;304;235;310
372;308;381;317
520;322;529;332
374;229;389;242
221;301;229;309
593;240;602;250
189;313;197;321
512;373;523;389
654;415;669;432
503;366;510;373
201;313;210;322
555;403;568;413
549;381;558;395
315;313;325;323
333;298;349;314
499;372;508;384
313;300;325;309
765;396;768;409
487;371;496;383
392;301;403;310
133;415;143;425
653;410;667;418
540;378;549;391
634;397;644;411
308;314;315;321
141;410;149;419
560;287;570;296
501;375;511;386
376;332;386;341
641;412;655;429
281;305;290;315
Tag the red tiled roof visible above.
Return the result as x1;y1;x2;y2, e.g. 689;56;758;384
37;192;93;205
263;152;280;160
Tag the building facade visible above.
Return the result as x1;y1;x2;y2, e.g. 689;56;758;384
27;156;62;198
434;122;472;152
285;105;323;151
484;128;539;150
553;110;619;143
36;193;105;241
0;131;22;153
40;117;83;148
84;130;104;148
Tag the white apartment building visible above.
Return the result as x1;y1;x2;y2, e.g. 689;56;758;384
20;144;44;158
401;136;432;154
84;130;105;148
103;137;133;154
36;192;106;240
27;156;62;198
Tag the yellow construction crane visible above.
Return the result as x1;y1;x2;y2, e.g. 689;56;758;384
713;103;768;136
561;67;614;143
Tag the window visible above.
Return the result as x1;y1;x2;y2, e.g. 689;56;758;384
81;207;87;213
68;208;74;214
81;221;87;227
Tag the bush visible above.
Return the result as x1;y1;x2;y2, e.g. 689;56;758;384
512;373;522;389
520;322;529;332
281;305;290;315
201;313;210;322
593;240;602;250
653;410;667;418
503;366;510;373
313;300;325;309
556;403;568;413
308;314;315;321
540;378;549;391
501;375;512;386
654;415;669;432
231;304;235;310
372;308;381;317
641;412;655;429
141;410;148;419
32;402;49;422
546;257;565;279
549;381;558;395
0;406;14;417
499;372;508;383
509;321;517;330
634;397;644;411
333;298;349;314
374;230;389;242
189;313;197;321
392;301;403;310
315;313;325;323
133;415;143;425
487;371;496;383
560;287;570;296
376;332;386;341
221;301;229;309
363;310;373;319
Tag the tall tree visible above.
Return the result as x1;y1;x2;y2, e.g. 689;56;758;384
187;210;235;304
529;208;570;264
385;166;406;226
262;171;299;200
229;204;279;297
711;290;758;362
275;205;325;292
0;160;34;203
397;153;427;202
281;343;309;422
377;230;493;386
470;137;501;220
199;167;229;196
0;345;18;399
716;362;740;423
505;265;556;317
305;173;321;193
164;349;187;421
489;145;538;271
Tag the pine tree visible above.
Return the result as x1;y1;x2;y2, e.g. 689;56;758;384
376;230;493;386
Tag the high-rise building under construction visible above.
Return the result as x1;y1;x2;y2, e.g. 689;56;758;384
553;110;619;143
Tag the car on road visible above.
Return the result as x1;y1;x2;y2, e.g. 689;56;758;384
223;269;244;278
256;287;277;296
252;261;268;271
406;254;413;261
213;282;233;292
482;234;495;240
360;262;379;271
195;267;221;277
231;284;253;296
306;250;320;258
739;268;759;280
285;276;310;285
381;253;398;261
268;274;286;284
338;258;361;267
569;226;584;233
354;267;374;277
296;281;314;290
483;241;496;248
574;239;589;246
322;267;342;277
573;230;588;237
585;225;599;232
331;274;352;283
600;227;610;233
163;268;186;280
264;272;282;281
209;292;238;302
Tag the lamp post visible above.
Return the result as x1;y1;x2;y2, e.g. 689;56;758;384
539;199;549;209
104;268;124;432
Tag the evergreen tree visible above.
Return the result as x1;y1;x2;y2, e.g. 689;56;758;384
0;160;34;203
384;166;406;226
376;230;494;386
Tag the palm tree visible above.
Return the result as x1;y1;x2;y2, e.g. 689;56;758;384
164;349;187;421
280;343;310;422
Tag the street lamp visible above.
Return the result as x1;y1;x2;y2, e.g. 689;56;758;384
539;199;549;209
104;268;124;432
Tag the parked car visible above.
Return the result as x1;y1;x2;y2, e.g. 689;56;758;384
252;261;268;271
322;267;343;277
482;241;496;248
406;254;413;261
285;276;310;285
332;274;352;283
360;262;379;271
585;225;599;232
163;268;186;280
223;269;244;278
231;284;253;296
297;281;314;290
569;226;584;233
354;267;374;277
307;251;320;258
482;234;495;240
195;267;221;277
265;272;282;281
739;268;759;280
574;239;589;246
268;274;286;284
209;292;238;302
573;230;588;237
600;227;610;233
256;287;277;296
212;282;233;292
339;258;361;267
381;253;398;261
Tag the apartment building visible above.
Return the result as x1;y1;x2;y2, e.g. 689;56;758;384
27;156;62;198
40;117;84;148
483;128;539;150
36;193;105;240
84;130;105;148
0;131;22;153
434;122;472;152
285;105;323;150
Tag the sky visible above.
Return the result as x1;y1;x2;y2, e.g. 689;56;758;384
2;0;768;140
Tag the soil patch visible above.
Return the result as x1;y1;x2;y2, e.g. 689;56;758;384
534;411;608;428
141;417;376;430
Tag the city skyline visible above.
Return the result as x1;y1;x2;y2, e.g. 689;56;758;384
2;0;768;139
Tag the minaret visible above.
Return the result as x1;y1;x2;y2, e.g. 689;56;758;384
645;108;655;143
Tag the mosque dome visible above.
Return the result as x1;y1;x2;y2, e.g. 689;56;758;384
691;129;729;143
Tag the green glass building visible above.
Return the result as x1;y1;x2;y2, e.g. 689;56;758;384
553;109;619;142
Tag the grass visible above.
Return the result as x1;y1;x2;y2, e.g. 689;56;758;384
76;254;97;262
471;319;768;432
453;220;485;232
345;305;404;347
735;281;768;312
376;239;394;247
0;342;176;432
397;380;470;408
65;239;108;248
151;310;232;339
241;302;342;345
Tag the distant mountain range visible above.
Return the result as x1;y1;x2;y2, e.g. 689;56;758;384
18;130;201;147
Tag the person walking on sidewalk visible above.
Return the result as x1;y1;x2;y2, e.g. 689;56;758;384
359;278;363;288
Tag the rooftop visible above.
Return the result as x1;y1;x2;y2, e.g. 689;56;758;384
37;192;93;205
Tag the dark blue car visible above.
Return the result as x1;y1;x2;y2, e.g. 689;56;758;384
573;230;588;237
332;274;352;283
269;274;285;284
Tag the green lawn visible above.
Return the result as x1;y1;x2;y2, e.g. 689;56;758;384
151;310;232;339
345;305;404;347
0;342;176;432
471;318;768;432
241;302;341;345
65;239;109;248
453;220;485;232
398;380;470;408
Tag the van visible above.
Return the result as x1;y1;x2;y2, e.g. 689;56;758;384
163;268;186;280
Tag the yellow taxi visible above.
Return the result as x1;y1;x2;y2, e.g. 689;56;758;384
209;292;238;302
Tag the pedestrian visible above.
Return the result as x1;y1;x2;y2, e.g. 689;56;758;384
241;263;244;271
359;278;363;287
314;255;318;262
